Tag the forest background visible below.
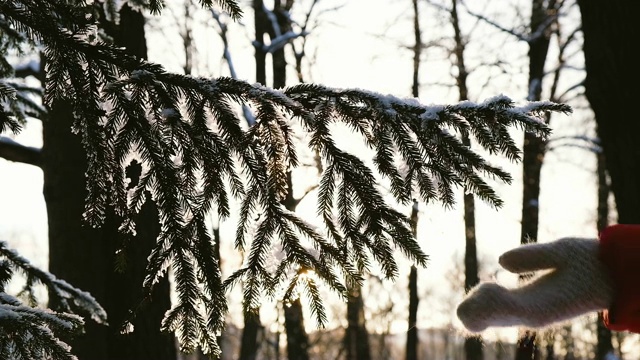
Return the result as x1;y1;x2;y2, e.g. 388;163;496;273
0;0;634;359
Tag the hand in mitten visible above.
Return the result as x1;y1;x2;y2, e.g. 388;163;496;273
456;237;612;332
456;224;640;333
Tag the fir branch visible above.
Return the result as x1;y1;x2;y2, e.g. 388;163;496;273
0;297;82;360
144;0;243;19
301;273;327;326
0;241;107;324
0;241;106;360
0;82;22;133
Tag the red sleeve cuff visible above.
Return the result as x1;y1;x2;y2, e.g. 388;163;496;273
599;224;640;333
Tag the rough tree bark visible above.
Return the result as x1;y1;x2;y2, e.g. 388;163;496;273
577;0;640;224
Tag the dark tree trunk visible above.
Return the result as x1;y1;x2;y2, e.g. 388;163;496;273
283;298;310;360
44;98;110;358
344;283;372;360
271;0;291;89
450;1;483;358
595;153;614;360
405;1;421;359
239;312;262;360
515;332;539;360
213;226;224;357
272;2;312;358
281;171;311;360
578;0;640;224
107;6;176;359
544;342;554;360
462;178;483;360
106;193;176;360
253;0;268;86
239;2;270;358
520;0;554;245
406;265;419;360
596;313;614;360
516;1;555;357
45;5;175;359
406;202;419;360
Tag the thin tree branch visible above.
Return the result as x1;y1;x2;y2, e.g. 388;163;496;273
13;60;40;80
210;8;256;125
0;136;41;167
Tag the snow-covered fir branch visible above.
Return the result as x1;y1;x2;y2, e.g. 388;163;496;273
0;240;106;360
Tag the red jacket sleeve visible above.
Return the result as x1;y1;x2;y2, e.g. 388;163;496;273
599;224;640;333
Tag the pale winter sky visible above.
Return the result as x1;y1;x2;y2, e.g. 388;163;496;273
0;0;610;344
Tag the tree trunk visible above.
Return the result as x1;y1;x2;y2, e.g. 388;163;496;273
45;5;176;359
283;298;310;360
44;98;110;358
253;0;268;86
106;192;176;359
595;152;614;360
462;180;483;360
516;1;555;357
406;201;419;360
272;2;312;358
544;341;554;360
281;172;311;360
515;332;539;360
577;0;640;224
406;265;419;360
405;0;421;358
239;312;262;360
239;2;270;358
344;283;372;360
520;0;553;245
213;226;224;357
450;0;483;358
271;0;290;89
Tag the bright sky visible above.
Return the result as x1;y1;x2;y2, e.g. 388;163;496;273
0;0;625;352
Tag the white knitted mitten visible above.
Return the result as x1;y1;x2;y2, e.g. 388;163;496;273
456;238;614;333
